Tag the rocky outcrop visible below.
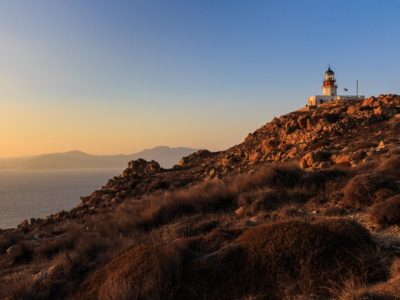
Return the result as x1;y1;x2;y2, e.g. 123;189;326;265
76;159;165;210
211;94;400;172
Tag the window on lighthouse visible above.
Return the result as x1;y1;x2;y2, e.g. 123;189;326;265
326;73;334;81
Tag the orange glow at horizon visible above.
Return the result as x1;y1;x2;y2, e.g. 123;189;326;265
0;95;257;158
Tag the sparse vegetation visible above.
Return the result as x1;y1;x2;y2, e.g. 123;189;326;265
1;155;398;300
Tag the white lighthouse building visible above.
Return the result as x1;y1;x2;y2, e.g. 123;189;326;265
308;67;364;107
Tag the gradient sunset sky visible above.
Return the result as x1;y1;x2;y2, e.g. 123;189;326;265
1;0;399;157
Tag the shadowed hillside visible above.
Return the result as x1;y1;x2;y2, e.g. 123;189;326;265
1;95;400;299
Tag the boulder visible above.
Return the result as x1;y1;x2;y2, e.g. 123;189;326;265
335;155;351;165
297;115;308;129
300;150;331;169
361;97;376;108
373;106;396;118
261;140;274;154
306;118;316;131
220;158;230;167
377;141;385;151
249;215;260;224
177;150;213;167
18;219;29;229
126;159;161;175
347;106;359;115
319;161;332;169
208;168;216;177
285;147;298;159
248;152;259;162
234;206;245;217
33;265;60;283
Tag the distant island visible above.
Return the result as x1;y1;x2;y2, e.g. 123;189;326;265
0;146;197;169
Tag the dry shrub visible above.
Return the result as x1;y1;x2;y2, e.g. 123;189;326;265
0;234;18;254
135;180;235;229
389;257;400;278
98;162;317;234
338;258;400;300
324;206;348;216
337;275;397;300
7;242;33;264
370;195;400;227
237;219;386;298
179;219;388;299
75;242;189;300
186;244;246;299
73;220;387;299
34;227;80;259
238;188;311;213
174;218;220;238
5;230;118;300
279;203;307;218
339;289;395;300
233;162;304;192
303;167;349;189
343;173;398;206
374;188;396;202
1;275;36;300
379;155;400;179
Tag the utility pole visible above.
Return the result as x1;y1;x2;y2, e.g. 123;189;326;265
356;80;359;98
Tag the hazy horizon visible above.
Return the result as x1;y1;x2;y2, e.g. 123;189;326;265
1;0;400;157
0;146;199;159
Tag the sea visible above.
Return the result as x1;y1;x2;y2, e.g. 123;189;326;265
0;168;122;229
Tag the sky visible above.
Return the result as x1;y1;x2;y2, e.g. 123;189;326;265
1;0;399;157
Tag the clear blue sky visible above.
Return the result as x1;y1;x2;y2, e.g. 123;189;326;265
1;0;399;156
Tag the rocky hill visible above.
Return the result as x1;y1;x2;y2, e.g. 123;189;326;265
1;94;400;299
66;94;400;217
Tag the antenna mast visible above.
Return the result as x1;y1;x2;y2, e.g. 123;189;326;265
356;80;359;98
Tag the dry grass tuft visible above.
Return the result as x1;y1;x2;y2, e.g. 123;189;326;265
182;219;389;299
379;154;400;179
371;195;400;227
75;242;190;300
236;219;388;298
343;173;398;207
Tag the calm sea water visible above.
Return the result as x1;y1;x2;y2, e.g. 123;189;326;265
0;168;122;229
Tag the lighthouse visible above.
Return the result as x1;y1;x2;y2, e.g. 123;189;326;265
322;67;337;96
307;66;364;107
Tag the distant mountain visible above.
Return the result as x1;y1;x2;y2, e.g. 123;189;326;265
0;146;197;170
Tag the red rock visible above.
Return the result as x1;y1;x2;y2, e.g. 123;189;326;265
335;155;351;165
234;206;245;217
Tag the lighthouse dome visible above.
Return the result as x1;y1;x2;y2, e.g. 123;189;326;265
325;67;334;74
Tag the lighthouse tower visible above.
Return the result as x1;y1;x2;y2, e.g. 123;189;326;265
322;67;337;96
